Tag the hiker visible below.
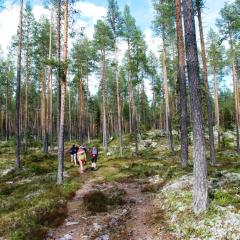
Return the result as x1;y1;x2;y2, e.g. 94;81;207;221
69;144;77;166
90;146;98;170
77;146;87;173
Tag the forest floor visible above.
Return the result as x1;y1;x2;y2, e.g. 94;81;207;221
0;130;240;240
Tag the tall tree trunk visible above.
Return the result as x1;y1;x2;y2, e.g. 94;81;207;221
197;4;215;164
182;0;208;214
6;77;9;141
48;6;54;153
175;0;188;166
162;41;175;154
41;69;48;153
152;77;157;129
57;0;68;185
114;43;123;156
229;33;240;153
15;0;24;169
213;66;220;150
57;0;61;137
79;76;83;144
68;88;72;142
128;40;132;133
101;49;108;152
24;30;30;152
86;73;90;143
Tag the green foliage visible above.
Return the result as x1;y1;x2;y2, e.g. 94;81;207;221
93;20;114;52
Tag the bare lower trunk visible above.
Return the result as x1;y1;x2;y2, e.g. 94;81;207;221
57;0;68;185
175;0;188;166
101;49;108;152
57;0;61;137
183;0;208;214
162;42;174;154
213;67;220;150
15;0;23;169
115;43;123;156
24;32;30;152
6;78;9;141
68;89;72;141
128;40;132;133
197;5;215;164
229;34;240;153
79;77;83;144
48;6;54;153
41;69;48;153
86;73;90;143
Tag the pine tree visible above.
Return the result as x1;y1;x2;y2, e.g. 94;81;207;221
175;0;188;167
15;0;24;169
182;0;208;214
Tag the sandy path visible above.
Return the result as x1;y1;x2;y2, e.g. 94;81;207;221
48;170;175;240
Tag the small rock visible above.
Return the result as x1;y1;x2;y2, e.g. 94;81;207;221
93;222;102;231
59;234;73;240
110;218;117;225
63;171;70;178
65;221;79;226
95;234;109;240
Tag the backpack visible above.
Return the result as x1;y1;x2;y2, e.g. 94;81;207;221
91;147;98;157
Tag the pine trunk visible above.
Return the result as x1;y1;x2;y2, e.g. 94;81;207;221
128;40;132;133
175;0;188;166
101;49;108;152
6;77;9;141
24;31;30;152
68;89;72;141
229;34;240;153
15;0;23;169
162;42;175;154
57;0;61;137
57;0;68;185
79;77;83;144
183;0;208;214
48;6;54;153
213;67;220;150
86;73;90;143
41;69;48;153
197;5;215;164
115;43;123;156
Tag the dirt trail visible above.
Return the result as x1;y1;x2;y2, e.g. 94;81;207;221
48;170;174;240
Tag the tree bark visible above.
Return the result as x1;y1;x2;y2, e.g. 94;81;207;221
182;0;208;214
48;6;54;153
57;0;68;185
57;0;61;137
115;43;123;156
68;88;72;141
86;73;90;143
128;40;132;133
175;0;188;166
79;76;83;144
6;76;9;141
15;0;24;169
213;66;220;150
197;4;215;164
24;29;30;152
229;33;240;153
101;49;108;152
162;41;175;154
41;69;48;153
